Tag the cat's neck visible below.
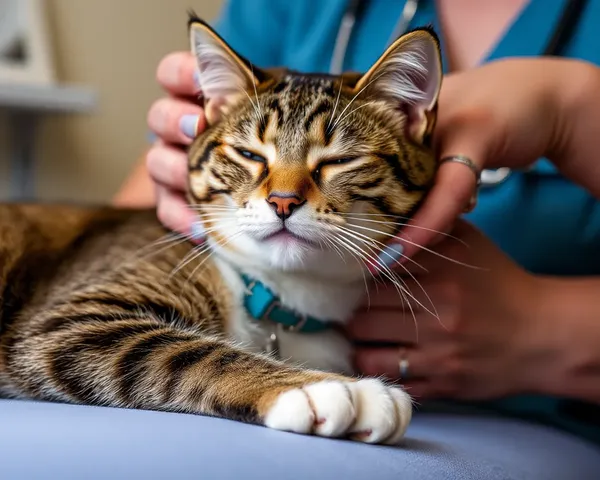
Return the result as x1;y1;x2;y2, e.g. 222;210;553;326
211;245;368;324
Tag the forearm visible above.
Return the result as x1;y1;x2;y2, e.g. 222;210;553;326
521;275;600;404
112;152;157;208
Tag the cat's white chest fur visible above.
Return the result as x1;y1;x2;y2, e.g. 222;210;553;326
214;256;365;375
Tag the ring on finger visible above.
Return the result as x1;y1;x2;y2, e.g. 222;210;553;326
439;155;481;213
398;347;411;380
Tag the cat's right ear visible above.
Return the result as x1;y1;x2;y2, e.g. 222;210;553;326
188;13;268;124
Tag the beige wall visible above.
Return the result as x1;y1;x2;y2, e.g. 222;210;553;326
0;0;224;203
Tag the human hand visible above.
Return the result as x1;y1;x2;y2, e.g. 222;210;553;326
388;57;600;263
146;51;207;239
349;219;541;400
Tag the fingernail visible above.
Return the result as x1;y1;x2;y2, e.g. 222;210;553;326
190;221;206;241
180;114;200;139
193;70;201;90
376;243;404;270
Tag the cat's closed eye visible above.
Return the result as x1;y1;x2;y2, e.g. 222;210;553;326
329;157;359;165
234;147;266;164
312;156;361;178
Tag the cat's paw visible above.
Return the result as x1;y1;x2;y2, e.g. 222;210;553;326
264;378;412;444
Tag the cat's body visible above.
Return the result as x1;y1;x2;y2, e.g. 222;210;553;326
0;203;348;396
0;15;443;444
0;204;400;442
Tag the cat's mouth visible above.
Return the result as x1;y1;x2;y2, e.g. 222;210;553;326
263;228;319;248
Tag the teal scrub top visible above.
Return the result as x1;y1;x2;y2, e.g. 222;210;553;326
212;0;600;443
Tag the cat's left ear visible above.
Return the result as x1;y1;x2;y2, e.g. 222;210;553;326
353;27;443;145
188;14;269;124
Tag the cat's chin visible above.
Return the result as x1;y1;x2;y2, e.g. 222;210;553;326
262;237;316;271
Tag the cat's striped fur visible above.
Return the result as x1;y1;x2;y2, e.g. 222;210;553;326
0;15;442;444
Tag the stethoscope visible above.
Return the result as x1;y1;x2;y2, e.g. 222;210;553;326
329;0;588;187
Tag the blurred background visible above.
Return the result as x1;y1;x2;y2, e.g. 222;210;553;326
0;0;223;204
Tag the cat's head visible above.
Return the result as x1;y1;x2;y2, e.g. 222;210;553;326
186;14;442;275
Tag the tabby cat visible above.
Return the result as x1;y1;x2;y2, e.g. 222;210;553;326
0;14;442;445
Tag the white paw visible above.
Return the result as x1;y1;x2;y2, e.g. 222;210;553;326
264;378;412;444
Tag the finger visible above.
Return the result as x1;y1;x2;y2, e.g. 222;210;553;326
361;273;441;309
146;142;189;193
401;381;437;400
147;97;206;146
392;238;463;276
361;281;413;308
389;118;496;264
349;308;421;343
358;276;438;310
156;51;199;97
350;296;443;343
396;162;479;262
155;184;204;242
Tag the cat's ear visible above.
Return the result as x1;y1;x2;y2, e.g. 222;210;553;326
353;27;443;144
188;13;269;124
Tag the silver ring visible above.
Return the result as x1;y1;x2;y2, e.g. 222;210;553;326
439;155;481;186
439;155;480;213
398;349;410;380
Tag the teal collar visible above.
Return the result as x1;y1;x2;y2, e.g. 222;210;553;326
241;274;330;333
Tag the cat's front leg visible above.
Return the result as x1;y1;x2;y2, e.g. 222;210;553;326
7;318;412;444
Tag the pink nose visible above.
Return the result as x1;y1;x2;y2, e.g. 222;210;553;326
267;193;306;220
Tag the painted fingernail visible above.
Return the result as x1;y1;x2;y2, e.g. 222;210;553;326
193;70;201;90
376;243;404;270
190;221;206;241
180;114;200;139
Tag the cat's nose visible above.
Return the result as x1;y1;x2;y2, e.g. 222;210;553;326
267;192;306;221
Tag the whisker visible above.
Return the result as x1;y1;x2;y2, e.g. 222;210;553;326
186;204;237;211
333;229;407;297
336;224;438;319
335;220;427;272
328;70;386;133
236;86;263;124
250;64;265;125
168;243;211;280
333;230;421;337
326;236;375;304
327;78;344;131
346;223;482;270
334;225;437;320
134;233;193;264
166;221;237;279
328;234;385;290
185;232;243;283
341;214;468;246
331;101;376;131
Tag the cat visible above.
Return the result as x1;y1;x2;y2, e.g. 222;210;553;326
0;14;442;445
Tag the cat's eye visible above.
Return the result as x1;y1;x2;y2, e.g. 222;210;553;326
331;157;357;165
234;148;266;164
312;156;360;182
316;156;359;171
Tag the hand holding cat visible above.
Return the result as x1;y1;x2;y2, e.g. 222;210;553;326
349;219;543;400
394;57;600;261
146;51;206;237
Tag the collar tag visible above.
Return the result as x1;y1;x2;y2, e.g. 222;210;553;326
241;274;330;333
